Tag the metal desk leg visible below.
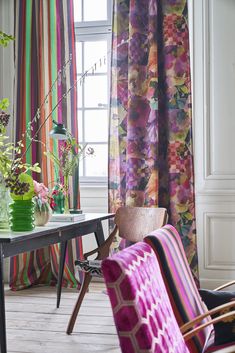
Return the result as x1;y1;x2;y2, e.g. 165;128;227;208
0;246;7;353
57;240;67;308
94;220;105;246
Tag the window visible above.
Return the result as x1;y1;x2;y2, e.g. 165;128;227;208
74;0;112;184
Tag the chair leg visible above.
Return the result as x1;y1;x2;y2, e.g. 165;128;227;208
66;272;92;335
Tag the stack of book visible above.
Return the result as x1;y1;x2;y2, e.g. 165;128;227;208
50;213;85;222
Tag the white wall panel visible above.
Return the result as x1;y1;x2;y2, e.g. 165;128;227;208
208;0;235;178
193;0;235;288
205;213;235;270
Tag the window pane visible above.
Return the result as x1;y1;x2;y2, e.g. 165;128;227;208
74;0;82;22
84;76;107;108
77;78;83;108
79;158;84;176
84;110;108;142
78;110;83;141
84;0;107;21
84;41;107;73
85;144;108;177
76;42;82;74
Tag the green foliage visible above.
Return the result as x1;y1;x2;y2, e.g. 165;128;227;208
0;134;40;178
0;117;41;195
0;30;40;198
0;30;14;118
0;98;9;111
10;174;35;200
44;134;90;179
0;31;14;47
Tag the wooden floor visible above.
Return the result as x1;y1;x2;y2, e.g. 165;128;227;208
5;282;120;353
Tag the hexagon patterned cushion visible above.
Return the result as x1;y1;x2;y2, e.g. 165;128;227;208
102;242;190;353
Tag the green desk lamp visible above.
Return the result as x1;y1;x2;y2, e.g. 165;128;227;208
49;120;68;140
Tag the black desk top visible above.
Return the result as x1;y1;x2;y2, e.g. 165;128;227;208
0;213;114;243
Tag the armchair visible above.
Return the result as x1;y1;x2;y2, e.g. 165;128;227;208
102;241;235;353
66;206;167;334
144;225;235;352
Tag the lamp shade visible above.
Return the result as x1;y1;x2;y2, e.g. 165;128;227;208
50;121;67;140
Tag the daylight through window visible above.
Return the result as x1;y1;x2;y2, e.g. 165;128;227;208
74;0;112;184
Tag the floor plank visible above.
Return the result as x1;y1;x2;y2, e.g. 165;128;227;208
5;283;120;353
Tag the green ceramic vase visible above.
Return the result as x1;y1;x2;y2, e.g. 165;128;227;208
9;200;35;231
52;185;65;214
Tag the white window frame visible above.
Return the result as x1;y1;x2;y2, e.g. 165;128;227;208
74;1;113;186
74;0;113;28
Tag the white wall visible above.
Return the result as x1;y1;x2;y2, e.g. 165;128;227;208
192;0;235;288
0;0;14;282
80;185;109;254
0;0;14;141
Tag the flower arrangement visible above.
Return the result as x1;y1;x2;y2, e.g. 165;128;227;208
44;134;94;213
44;135;94;179
33;180;53;226
33;180;57;211
33;180;49;208
0;112;41;198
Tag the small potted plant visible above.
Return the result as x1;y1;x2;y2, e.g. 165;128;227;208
0;110;41;231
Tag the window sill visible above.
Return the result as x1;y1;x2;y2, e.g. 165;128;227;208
79;180;108;189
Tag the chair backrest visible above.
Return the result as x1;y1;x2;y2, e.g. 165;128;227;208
102;242;190;353
144;225;213;353
114;206;168;242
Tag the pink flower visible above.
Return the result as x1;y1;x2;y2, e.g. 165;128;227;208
33;180;49;204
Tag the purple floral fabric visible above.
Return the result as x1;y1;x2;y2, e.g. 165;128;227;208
109;0;198;282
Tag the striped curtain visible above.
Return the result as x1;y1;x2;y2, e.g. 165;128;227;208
10;0;83;290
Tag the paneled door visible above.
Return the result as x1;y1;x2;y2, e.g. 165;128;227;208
192;0;235;288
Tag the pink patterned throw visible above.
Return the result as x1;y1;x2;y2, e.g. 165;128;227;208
102;242;189;353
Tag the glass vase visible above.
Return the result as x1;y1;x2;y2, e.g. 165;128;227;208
9;200;35;231
0;181;10;230
34;202;52;226
52;185;65;214
64;175;70;214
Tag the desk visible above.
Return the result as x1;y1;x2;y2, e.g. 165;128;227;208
0;213;114;353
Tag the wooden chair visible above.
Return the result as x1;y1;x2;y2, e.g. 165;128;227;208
144;225;235;352
66;206;167;334
102;241;235;353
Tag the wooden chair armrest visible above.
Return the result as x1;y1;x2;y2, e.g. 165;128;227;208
84;247;100;259
214;280;235;291
84;225;118;260
183;310;235;341
180;300;235;333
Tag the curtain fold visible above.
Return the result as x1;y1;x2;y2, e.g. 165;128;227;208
10;0;82;290
109;0;198;282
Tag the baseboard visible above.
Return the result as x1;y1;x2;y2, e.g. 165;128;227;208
92;277;105;283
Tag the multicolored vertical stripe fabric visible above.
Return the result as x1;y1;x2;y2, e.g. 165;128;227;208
144;225;212;353
10;0;83;290
109;0;198;282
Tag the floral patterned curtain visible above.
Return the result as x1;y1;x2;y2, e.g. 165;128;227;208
109;0;198;282
10;0;82;290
